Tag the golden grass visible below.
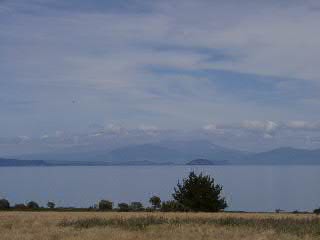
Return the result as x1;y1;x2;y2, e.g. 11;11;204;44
0;211;319;240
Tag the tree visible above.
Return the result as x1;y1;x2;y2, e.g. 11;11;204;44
130;201;144;211
149;196;161;210
47;201;55;209
173;171;227;212
27;201;40;209
314;208;320;215
118;202;130;212
98;200;113;211
0;199;10;209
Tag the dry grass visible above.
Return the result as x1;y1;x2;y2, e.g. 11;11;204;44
0;211;319;240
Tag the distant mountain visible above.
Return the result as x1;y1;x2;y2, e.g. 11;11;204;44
0;158;46;166
240;147;320;165
6;142;320;166
186;158;228;165
17;140;247;165
157;140;248;162
104;144;184;164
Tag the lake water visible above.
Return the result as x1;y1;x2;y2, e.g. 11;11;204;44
0;165;319;212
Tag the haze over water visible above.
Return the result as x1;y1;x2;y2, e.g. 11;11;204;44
1;165;319;212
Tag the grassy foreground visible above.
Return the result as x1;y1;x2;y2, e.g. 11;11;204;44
0;211;320;240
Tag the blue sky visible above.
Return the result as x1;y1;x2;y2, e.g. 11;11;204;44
1;0;320;153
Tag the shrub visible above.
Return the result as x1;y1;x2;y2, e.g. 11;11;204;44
0;199;10;209
118;202;130;212
47;201;55;209
161;200;186;212
149;196;161;209
98;200;113;211
145;207;153;212
129;201;144;211
314;208;320;215
173;171;227;212
14;203;27;210
27;201;40;209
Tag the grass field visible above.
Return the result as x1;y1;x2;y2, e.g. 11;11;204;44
0;211;320;240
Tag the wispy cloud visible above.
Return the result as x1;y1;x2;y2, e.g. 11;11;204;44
1;0;320;145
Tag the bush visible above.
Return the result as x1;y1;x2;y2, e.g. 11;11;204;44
129;201;144;211
314;208;320;215
145;207;153;212
27;201;40;209
14;203;27;210
149;196;161;209
118;202;130;212
98;200;113;211
161;200;186;212
173;171;227;212
0;199;10;209
47;201;55;209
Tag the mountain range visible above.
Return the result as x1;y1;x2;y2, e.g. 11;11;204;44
1;140;320;166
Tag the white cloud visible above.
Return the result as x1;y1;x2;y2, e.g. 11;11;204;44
202;124;224;134
3;0;320;91
242;120;279;133
285;121;320;130
55;131;65;138
138;124;158;131
17;136;31;143
105;124;128;135
40;134;49;139
1;0;320;138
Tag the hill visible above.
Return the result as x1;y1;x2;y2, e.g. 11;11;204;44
186;159;228;165
240;147;320;165
0;158;47;166
4;143;320;166
16;140;247;165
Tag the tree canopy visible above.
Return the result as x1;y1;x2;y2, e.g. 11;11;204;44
149;196;161;209
173;171;227;212
0;199;10;209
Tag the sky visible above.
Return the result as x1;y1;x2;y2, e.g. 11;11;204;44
1;0;320;154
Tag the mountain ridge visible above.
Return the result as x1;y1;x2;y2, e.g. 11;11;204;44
3;141;320;166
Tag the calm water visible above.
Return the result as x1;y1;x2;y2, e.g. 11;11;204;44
0;165;319;212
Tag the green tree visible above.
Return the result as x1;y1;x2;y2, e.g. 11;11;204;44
14;203;27;210
161;200;185;212
98;200;113;211
314;208;320;215
149;196;161;210
0;199;10;209
47;201;55;209
173;171;227;212
129;201;144;211
118;202;130;212
27;201;40;209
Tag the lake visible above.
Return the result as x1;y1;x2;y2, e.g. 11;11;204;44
0;165;319;212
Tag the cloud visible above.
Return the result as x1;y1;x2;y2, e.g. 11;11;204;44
242;120;279;133
17;136;31;142
202;124;225;134
3;0;320;89
285;121;320;130
1;0;320;138
138;124;158;131
202;120;320;135
40;134;49;140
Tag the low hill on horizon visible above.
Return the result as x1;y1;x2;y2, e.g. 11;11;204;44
3;141;320;166
239;147;320;165
186;158;228;165
14;140;247;165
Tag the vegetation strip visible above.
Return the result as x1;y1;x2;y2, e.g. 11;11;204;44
59;216;320;236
